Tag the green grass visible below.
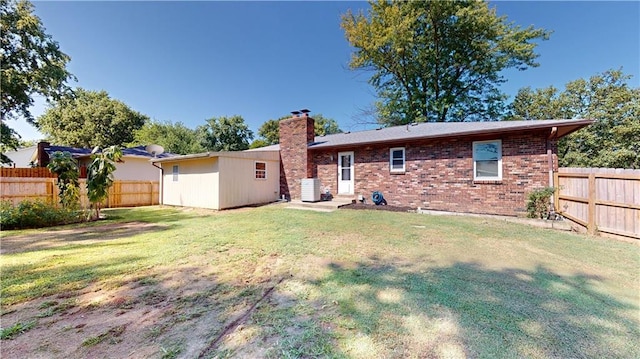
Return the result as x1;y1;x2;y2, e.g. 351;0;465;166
0;320;36;340
1;205;638;358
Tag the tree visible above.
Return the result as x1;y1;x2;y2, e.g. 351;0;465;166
46;151;80;209
509;69;640;169
341;0;550;124
1;0;75;163
37;88;148;148
0;122;21;164
86;145;122;219
131;120;205;155
256;114;342;146
200;115;253;151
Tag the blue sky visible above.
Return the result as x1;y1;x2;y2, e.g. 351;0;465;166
13;0;640;141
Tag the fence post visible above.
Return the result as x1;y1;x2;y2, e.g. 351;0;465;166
587;173;596;235
554;172;559;212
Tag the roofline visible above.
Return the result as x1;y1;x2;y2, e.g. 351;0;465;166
150;152;214;163
308;119;595;150
150;150;279;163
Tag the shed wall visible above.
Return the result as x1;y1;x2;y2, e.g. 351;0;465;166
218;156;280;209
160;158;219;209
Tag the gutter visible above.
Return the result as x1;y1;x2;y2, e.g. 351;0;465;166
152;162;163;205
547;126;558;212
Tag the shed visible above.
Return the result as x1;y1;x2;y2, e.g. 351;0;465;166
151;150;280;210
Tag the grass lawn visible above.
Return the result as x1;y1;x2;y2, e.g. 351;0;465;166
1;205;638;358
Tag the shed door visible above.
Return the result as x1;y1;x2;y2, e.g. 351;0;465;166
337;151;354;195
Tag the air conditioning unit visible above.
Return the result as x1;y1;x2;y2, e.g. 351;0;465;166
301;178;321;202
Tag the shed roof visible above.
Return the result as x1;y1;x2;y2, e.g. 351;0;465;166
248;119;594;151
150;150;279;163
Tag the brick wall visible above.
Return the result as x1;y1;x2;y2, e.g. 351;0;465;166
311;130;556;216
279;115;315;200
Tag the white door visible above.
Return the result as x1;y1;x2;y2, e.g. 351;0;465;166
337;151;354;195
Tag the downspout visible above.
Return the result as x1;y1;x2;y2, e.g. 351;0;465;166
152;162;163;205
547;127;558;213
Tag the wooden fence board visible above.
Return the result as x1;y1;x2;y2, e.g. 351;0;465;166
0;177;159;208
557;167;640;239
0;167;56;178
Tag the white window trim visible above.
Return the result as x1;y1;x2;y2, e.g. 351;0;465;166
389;147;406;173
172;165;179;182
254;161;267;180
473;140;502;181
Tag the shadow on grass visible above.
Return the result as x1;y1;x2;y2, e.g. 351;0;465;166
1;255;145;307
100;206;209;224
313;260;639;358
0;223;175;255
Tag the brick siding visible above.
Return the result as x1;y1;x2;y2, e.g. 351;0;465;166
279;115;315;200
311;131;556;216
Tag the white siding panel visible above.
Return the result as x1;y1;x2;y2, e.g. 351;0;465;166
218;157;280;209
161;158;219;209
113;157;161;181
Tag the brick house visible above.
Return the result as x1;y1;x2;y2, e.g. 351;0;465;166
277;114;593;216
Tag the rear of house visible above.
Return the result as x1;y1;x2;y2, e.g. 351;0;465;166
278;114;593;216
152;151;280;210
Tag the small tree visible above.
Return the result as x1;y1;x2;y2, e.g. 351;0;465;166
46;151;80;209
86;145;122;219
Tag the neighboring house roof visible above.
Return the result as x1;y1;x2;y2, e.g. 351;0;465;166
151;150;279;163
248;119;594;151
45;145;175;159
1;146;37;167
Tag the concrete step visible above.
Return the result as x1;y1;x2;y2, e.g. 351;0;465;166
285;198;355;212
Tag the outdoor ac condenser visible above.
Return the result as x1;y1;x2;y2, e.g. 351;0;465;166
301;178;321;202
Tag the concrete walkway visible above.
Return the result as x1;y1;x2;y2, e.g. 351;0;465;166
285;198;355;212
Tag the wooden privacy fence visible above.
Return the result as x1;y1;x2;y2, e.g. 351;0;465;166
555;167;640;239
0;167;56;178
0;177;160;208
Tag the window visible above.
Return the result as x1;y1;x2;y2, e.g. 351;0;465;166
255;161;266;179
473;140;502;180
172;165;179;181
389;147;405;173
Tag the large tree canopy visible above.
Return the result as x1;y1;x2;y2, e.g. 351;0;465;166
1;0;75;163
341;0;550;125
254;114;342;146
37;88;148;148
200;115;253;152
509;69;640;169
131;120;205;155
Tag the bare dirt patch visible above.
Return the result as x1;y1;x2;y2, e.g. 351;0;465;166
0;222;167;254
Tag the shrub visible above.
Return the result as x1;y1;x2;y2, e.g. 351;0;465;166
0;200;85;230
526;187;556;219
47;151;80;210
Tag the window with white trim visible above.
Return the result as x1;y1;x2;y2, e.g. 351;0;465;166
255;161;266;179
473;140;502;180
172;165;179;182
390;147;405;173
